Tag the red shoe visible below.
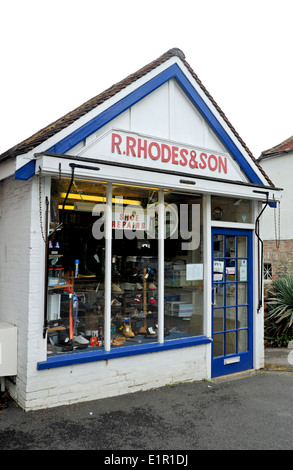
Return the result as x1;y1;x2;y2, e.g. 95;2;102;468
133;294;142;303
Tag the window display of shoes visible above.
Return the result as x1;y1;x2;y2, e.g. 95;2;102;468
149;283;156;290
144;326;157;338
111;283;122;292
133;294;142;304
122;324;135;338
136;326;147;335
73;335;89;345
111;335;126;346
147;326;157;335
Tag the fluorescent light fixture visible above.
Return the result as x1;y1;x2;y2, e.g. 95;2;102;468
58;204;74;210
60;192;141;205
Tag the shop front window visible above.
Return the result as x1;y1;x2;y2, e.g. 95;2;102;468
47;179;204;356
110;185;159;344
164;192;203;338
211;196;252;223
48;179;107;353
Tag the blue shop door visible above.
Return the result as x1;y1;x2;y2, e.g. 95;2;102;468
211;229;253;377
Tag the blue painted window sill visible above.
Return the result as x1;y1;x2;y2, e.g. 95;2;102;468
37;336;211;370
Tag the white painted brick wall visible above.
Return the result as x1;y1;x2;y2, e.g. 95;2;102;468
23;345;208;411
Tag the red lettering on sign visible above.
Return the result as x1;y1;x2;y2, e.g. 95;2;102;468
161;144;171;163
172;146;179;165
148;142;160;160
126;136;136;156
179;148;188;166
138;139;148;158
208;154;217;171
189;150;198;169
111;132;229;176
218;156;227;173
112;133;122;154
199;152;207;169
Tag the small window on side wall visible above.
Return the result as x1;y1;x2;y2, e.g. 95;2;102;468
264;263;272;280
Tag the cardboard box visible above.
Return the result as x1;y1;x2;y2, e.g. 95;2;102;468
165;302;193;317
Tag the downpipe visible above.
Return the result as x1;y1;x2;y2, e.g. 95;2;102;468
253;190;269;313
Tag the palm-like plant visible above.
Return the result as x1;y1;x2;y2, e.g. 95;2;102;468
264;276;293;346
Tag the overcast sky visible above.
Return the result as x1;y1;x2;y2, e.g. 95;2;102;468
0;0;292;158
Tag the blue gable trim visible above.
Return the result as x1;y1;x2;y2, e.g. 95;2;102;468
15;159;36;180
47;63;263;185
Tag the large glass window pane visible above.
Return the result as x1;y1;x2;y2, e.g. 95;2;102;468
47;181;205;356
47;178;107;355
211;197;252;223
164;193;203;338
111;184;159;345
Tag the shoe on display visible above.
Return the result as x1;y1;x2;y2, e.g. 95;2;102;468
121;282;135;291
144;326;158;338
137;326;147;335
112;283;122;292
149;283;156;290
57;330;72;346
136;283;143;290
122;324;135;338
147;327;157;335
111;298;122;306
111;336;126;346
133;294;142;303
149;297;157;305
73;335;89;345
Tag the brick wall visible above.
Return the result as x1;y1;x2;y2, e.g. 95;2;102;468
263;239;293;279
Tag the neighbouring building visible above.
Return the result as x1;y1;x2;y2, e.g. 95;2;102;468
0;48;281;410
258;136;293;280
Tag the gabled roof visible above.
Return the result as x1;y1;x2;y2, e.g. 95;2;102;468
0;47;273;186
259;135;293;160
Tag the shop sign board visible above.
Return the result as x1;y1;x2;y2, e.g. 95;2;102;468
78;129;246;182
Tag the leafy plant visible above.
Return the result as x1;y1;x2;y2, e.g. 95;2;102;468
264;276;293;347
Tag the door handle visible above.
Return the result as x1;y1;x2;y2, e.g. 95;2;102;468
212;286;217;306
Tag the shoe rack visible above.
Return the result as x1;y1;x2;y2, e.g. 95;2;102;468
110;262;158;340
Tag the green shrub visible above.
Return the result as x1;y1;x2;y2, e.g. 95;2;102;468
264;276;293;347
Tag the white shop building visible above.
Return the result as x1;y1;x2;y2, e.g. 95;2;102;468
0;49;281;410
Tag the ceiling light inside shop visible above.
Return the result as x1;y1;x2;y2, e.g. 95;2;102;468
60;192;141;205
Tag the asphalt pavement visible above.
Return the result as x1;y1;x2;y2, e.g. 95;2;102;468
0;348;292;453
